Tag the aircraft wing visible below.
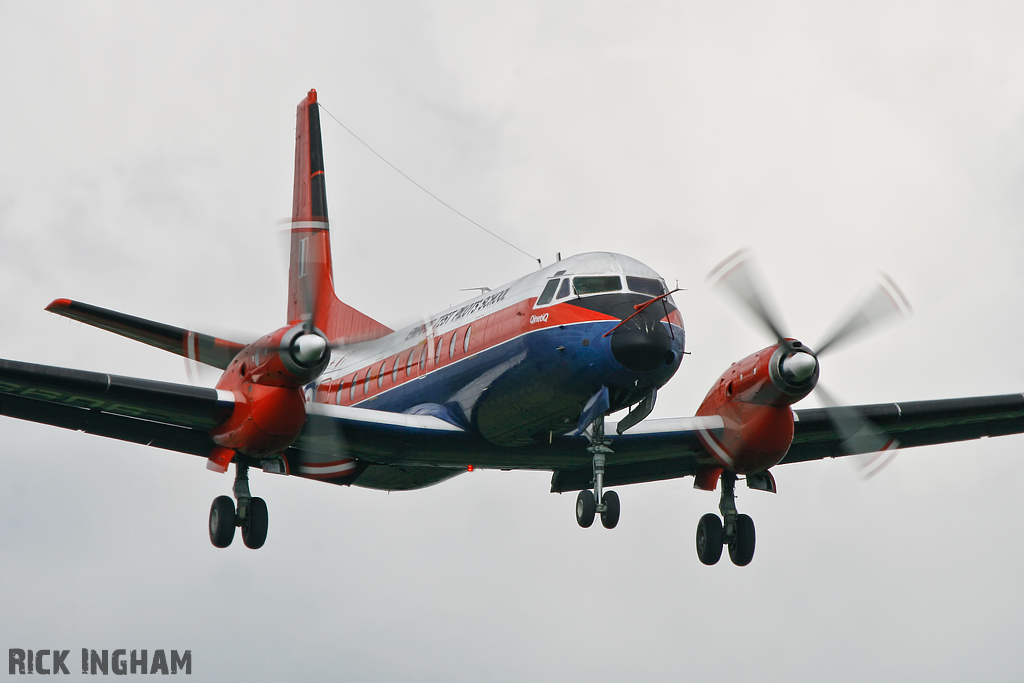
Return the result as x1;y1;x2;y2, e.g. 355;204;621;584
0;358;233;457
782;394;1024;462
548;393;1024;492
5;357;1023;493
0;358;482;490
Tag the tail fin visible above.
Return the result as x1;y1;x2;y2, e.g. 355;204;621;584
288;89;392;344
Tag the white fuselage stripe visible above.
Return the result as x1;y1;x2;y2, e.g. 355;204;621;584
298;461;357;475
698;427;734;467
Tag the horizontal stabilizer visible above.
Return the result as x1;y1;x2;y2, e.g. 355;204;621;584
46;299;246;370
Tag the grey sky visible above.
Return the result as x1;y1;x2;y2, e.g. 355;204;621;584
2;2;1024;680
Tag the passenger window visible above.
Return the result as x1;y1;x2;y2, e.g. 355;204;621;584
626;276;666;297
573;276;622;295
363;367;372;395
392;355;400;383
336;378;345;405
435;337;444;364
349;373;358;402
419;343;427;371
556;278;571;299
464;326;472;353
449;331;458;359
378;361;386;389
536;279;560;306
405;348;415;375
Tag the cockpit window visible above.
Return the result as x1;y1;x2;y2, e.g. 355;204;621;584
556;278;571;299
573;275;622;295
627;276;666;297
536;279;560;306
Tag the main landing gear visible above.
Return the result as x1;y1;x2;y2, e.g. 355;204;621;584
695;472;755;566
209;460;269;550
575;417;621;530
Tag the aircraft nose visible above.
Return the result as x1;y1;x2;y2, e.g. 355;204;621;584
609;313;674;372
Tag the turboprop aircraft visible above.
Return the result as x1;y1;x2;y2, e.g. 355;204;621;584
3;89;1024;565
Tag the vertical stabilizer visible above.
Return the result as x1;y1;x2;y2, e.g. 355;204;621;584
288;89;393;344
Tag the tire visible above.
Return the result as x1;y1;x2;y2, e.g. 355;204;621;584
209;496;236;549
241;497;269;550
695;513;723;565
600;490;620;529
576;489;596;528
728;513;756;567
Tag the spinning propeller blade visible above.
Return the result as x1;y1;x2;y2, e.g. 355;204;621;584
816;273;911;357
707;249;788;344
814;384;900;478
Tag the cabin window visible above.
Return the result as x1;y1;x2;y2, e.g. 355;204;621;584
627;276;666;297
536;279;560;306
449;331;459;359
404;348;414;375
419;343;428;371
337;379;345;405
464;326;472;353
349;374;357;401
392;355;400;383
556;278;571;299
378;361;387;389
435;337;444;364
363;367;372;395
573;275;622;295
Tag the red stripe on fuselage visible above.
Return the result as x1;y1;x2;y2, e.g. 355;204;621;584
320;297;635;407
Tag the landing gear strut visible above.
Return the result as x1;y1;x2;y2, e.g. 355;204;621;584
208;460;270;549
695;472;755;566
575;417;620;530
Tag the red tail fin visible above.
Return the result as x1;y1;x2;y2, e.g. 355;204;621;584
289;89;392;344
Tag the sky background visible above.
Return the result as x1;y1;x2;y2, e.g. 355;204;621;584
2;1;1024;680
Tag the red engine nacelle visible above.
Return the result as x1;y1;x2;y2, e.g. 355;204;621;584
206;324;332;470
695;340;818;477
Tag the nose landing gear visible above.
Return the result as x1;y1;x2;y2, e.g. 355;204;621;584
208;460;270;549
695;472;756;566
574;417;621;530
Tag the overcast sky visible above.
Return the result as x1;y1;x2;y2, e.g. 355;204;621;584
3;2;1024;681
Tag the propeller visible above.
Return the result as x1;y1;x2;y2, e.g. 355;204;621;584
708;249;911;477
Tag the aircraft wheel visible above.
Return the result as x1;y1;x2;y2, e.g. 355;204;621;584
576;490;596;528
600;490;620;529
696;513;723;565
728;513;756;567
209;495;236;549
242;497;269;550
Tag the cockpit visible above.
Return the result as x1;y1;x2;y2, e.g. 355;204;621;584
535;273;668;307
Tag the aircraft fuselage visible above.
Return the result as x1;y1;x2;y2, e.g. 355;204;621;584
310;251;685;446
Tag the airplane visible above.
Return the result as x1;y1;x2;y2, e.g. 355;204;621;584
3;88;1023;566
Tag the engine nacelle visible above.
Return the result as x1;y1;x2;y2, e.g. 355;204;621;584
210;383;307;457
207;324;330;463
221;324;331;390
696;341;818;474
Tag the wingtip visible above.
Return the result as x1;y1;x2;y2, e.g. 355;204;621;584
45;298;73;312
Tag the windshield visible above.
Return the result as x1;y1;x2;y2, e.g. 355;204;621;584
536;279;560;306
573;276;622;295
626;276;666;297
